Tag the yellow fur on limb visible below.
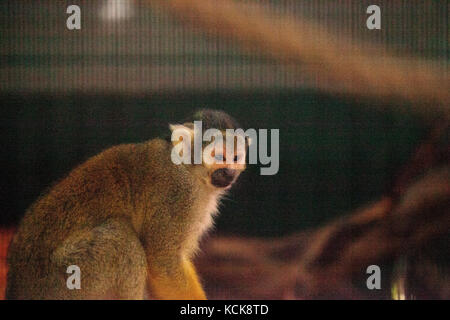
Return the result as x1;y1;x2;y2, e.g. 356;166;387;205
147;258;206;300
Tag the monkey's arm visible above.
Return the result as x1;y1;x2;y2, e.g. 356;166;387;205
147;257;206;300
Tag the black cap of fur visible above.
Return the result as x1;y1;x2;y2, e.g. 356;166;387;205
165;109;246;146
187;109;242;133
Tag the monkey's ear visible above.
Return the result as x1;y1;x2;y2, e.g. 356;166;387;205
169;124;194;148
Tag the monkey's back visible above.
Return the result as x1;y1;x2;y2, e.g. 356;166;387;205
6;138;197;299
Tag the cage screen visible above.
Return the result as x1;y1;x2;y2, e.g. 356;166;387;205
1;0;448;93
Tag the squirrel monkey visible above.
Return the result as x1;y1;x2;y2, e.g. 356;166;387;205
6;109;249;300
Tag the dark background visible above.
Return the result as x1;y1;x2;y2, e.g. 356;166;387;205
0;91;426;236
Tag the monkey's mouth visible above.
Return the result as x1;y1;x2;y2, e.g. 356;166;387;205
211;168;236;188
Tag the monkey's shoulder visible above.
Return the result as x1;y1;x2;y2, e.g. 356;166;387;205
110;138;197;198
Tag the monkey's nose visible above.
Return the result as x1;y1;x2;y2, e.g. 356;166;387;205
211;168;236;188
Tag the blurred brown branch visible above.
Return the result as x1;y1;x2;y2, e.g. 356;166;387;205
196;122;450;299
150;0;450;117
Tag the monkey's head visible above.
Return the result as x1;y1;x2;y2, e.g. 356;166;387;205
170;109;251;190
